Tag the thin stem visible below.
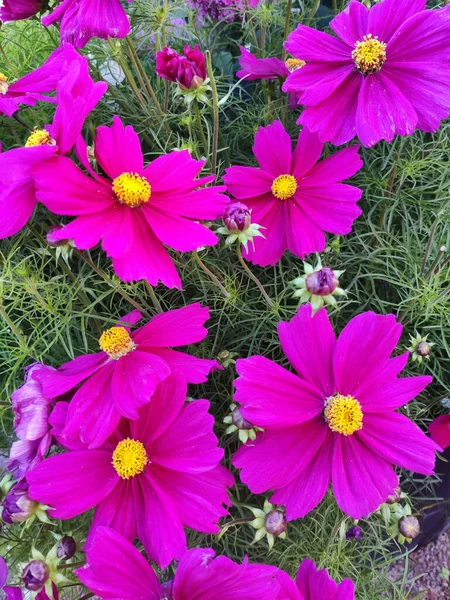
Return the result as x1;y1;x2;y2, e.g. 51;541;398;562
244;0;259;49
193;252;230;298
424;246;447;281
193;99;208;156
164;80;170;113
0;303;31;354
422;212;443;272
144;281;162;312
236;244;274;308
281;0;293;62
58;560;86;570
435;254;450;275
12;113;32;130
205;50;219;175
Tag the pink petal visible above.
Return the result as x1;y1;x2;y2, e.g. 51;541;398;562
285;24;352;62
368;0;426;44
49;207;119;251
95;116;144;179
429;415;450;449
223;166;273;199
285;200;327;257
9;45;70;94
36;354;106;398
300;145;363;185
27;450;118;519
278;304;336;397
358;372;432;413
275;571;303;600
235;356;324;430
143;149;203;193
291;127;324;179
149;347;218;384
253;120;292;177
244;201;287;266
284;62;355;107
237;46;288;80
49;402;86;450
330;0;369;46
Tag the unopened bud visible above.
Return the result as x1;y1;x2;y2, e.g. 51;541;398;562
223;203;251;233
399;516;420;540
265;509;287;537
56;535;77;561
417;341;432;357
2;481;38;524
22;560;49;592
231;405;253;430
386;487;402;505
305;267;340;296
346;526;361;540
46;225;69;248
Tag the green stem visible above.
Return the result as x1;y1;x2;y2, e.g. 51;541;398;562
244;0;259;49
424;246;447;281
193;252;230;298
58;560;86;570
236;244;274;308
422;209;446;273
205;51;219;175
193;99;208;157
0;303;31;354
281;0;293;62
144;281;162;312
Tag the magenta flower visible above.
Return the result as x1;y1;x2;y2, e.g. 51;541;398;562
33;304;218;448
0;46;107;240
42;0;132;48
33;116;228;287
232;304;439;520
0;0;41;21
223;121;363;266
28;371;233;568
156;45;207;90
188;0;260;23
77;526;280;599
283;0;450;147
429;415;450;449
277;559;355;600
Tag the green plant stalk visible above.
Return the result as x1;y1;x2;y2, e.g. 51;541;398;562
193;99;209;157
193;252;230;298
205;50;219;175
281;0;293;62
236;244;274;308
144;281;163;313
0;303;31;355
244;0;260;49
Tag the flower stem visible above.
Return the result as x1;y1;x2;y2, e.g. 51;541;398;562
281;0;293;62
193;252;230;298
205;50;219;175
144;281;163;312
0;302;31;354
236;244;274;308
193;99;208;157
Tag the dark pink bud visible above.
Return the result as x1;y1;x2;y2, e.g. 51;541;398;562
399;516;420;539
385;487;402;504
232;406;252;430
156;44;206;90
417;341;432;357
57;535;77;560
2;480;38;524
265;509;287;536
223;203;251;232
46;225;69;248
346;526;361;540
305;267;339;296
22;560;49;592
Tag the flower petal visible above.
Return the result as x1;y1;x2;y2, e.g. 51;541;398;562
291;127;324;179
253;120;292;177
429;415;450;449
285;24;351;62
223;166;273;200
368;0;427;45
285;200;327;258
94;116;144;179
149;347;218;384
330;0;369;47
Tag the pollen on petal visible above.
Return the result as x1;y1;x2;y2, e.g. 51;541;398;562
25;129;56;148
99;326;136;359
324;394;363;436
271;174;298;200
352;34;386;75
112;438;148;479
112;172;151;207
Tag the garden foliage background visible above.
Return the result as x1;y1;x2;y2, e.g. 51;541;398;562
1;0;450;597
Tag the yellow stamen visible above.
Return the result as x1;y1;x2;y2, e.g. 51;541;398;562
271;174;297;200
112;172;151;208
324;394;363;436
352;34;386;75
99;326;135;359
285;58;306;73
112;438;148;479
25;129;55;148
0;73;8;94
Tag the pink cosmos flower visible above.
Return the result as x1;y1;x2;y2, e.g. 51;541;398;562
76;526;280;600
33;116;228;288
42;0;132;48
429;415;450;449
232;304;439;520
28;371;234;568
277;559;355;600
0;0;41;21
0;557;58;600
33;304;218;448
283;0;450;147
223;120;363;266
156;44;207;90
0;46;107;240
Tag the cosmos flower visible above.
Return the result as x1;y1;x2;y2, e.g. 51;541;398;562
0;0;41;21
76;526;280;599
33;304;218;449
42;0;132;48
232;304;439;520
33;116;228;288
283;0;450;147
0;45;107;240
156;45;207;90
223;121;363;266
429;415;450;449
27;371;234;568
276;559;355;600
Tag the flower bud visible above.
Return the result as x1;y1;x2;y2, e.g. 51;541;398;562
223;203;251;233
156;44;206;91
305;267;340;296
56;535;77;561
46;225;69;248
22;560;49;592
417;341;432;357
399;516;420;539
231;405;253;430
1;481;38;524
265;509;287;537
385;487;402;505
346;526;361;540
161;579;174;599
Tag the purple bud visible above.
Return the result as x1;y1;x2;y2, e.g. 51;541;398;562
2;480;38;524
399;516;420;539
231;406;253;430
22;560;49;592
46;225;69;248
346;526;361;540
417;341;432;357
305;267;339;296
385;487;402;505
161;579;174;599
223;203;251;232
265;509;287;537
56;535;77;561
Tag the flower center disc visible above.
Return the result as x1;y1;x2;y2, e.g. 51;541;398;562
112;438;148;479
271;174;297;200
112;172;151;207
352;34;386;75
99;326;135;359
324;394;363;436
25;129;55;147
285;58;306;73
0;72;9;94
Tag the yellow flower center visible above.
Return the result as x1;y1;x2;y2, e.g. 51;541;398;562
324;394;363;436
0;72;8;94
112;172;151;208
112;438;148;479
99;326;136;359
285;58;306;73
352;34;386;75
24;129;56;148
271;174;297;200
